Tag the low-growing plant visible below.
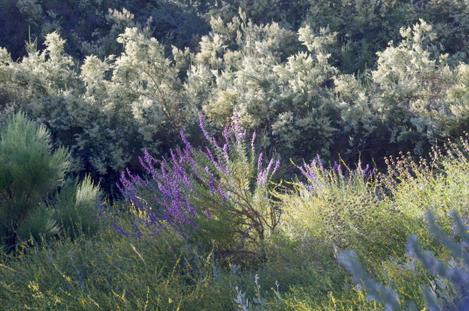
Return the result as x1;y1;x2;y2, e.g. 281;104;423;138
338;211;469;310
53;176;104;239
278;157;413;262
381;134;469;221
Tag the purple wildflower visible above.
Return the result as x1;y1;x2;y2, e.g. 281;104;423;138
333;161;343;176
205;166;217;193
138;149;157;179
199;113;211;142
299;161;317;181
132;220;143;240
180;130;192;152
257;152;264;173
232;112;246;143
360;163;375;181
257;156;280;186
272;159;280;176
117;112;269;241
112;222;130;238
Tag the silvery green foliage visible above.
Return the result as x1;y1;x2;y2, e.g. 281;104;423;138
0;13;467;185
81;26;193;151
338;211;469;311
0;28;194;183
187;12;341;157
234;286;250;311
337;250;401;311
407;212;469;310
447;64;469;117
187;14;468;159
53;176;103;239
335;19;468;154
234;274;267;311
371;20;459;146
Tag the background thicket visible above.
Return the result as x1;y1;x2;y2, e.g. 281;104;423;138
1;1;468;192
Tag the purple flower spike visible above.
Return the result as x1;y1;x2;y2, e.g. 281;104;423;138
333;161;343;176
199;113;210;142
257;152;264;172
180;130;192;152
117;111;270;242
232;112;246;143
112;222;130;238
272;159;280;176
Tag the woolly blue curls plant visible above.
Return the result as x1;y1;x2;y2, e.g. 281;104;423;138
118;113;281;256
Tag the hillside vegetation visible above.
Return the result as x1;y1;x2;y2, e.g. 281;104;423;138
0;1;468;310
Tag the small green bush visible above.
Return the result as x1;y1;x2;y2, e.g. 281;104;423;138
0;112;69;250
0;112;105;251
53;176;103;239
278;161;413;262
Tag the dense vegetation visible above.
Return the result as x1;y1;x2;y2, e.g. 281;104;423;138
0;1;468;310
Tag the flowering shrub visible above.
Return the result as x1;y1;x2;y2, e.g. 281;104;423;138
188;13;341;160
119;114;281;257
0;28;195;192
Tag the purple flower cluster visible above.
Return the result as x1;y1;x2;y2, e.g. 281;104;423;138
299;156;375;192
118;141;199;237
299;155;323;182
256;153;280;186
117;113;281;239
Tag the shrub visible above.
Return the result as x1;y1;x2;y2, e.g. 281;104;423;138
279;158;413;262
0;112;69;250
53;176;103;239
119;114;281;259
1;12;467;191
0;28;196;192
381;134;469;221
190;13;341;161
0;112;105;250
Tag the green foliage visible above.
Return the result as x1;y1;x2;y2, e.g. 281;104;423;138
279;164;414;262
338;211;469;310
0;6;467;191
0;133;468;310
54;176;103;239
381;135;469;224
0;112;69;249
0;112;105;251
0;230;237;310
0;3;467;307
